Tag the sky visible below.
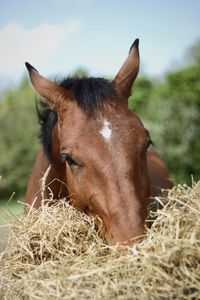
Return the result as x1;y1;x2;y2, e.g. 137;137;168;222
0;0;200;90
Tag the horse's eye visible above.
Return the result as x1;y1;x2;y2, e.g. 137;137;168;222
61;154;78;168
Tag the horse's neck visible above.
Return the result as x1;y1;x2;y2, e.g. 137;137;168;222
147;149;173;198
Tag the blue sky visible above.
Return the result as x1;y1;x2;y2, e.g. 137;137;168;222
0;0;200;89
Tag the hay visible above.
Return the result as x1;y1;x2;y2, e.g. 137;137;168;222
1;182;200;299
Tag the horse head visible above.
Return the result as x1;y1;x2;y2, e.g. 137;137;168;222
26;39;151;245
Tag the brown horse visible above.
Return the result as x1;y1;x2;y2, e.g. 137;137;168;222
25;39;173;245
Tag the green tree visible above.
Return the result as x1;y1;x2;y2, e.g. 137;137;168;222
128;76;153;114
0;79;39;200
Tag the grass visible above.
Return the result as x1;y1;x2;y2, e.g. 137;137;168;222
0;199;23;225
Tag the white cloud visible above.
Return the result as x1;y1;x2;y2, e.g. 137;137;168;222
0;20;82;79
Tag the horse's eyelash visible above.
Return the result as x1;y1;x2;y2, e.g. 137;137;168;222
61;154;77;165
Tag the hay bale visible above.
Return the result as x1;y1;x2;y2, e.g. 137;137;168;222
1;182;200;299
0;226;10;254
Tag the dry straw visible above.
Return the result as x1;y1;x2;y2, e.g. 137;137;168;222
1;182;200;299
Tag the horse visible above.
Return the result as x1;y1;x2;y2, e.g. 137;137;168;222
25;39;173;246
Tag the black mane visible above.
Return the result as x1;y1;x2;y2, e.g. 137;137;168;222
37;76;116;160
37;102;58;161
59;77;116;116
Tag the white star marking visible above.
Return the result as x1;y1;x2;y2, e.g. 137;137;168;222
100;119;112;140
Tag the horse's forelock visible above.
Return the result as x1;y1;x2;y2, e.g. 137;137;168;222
59;77;116;116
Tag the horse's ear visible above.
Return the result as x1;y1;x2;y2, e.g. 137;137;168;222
25;62;70;110
113;39;140;99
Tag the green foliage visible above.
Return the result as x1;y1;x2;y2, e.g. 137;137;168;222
186;38;200;66
157;64;200;183
0;79;39;200
129;76;153;113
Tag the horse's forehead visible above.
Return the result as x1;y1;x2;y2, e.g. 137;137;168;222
59;105;143;139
